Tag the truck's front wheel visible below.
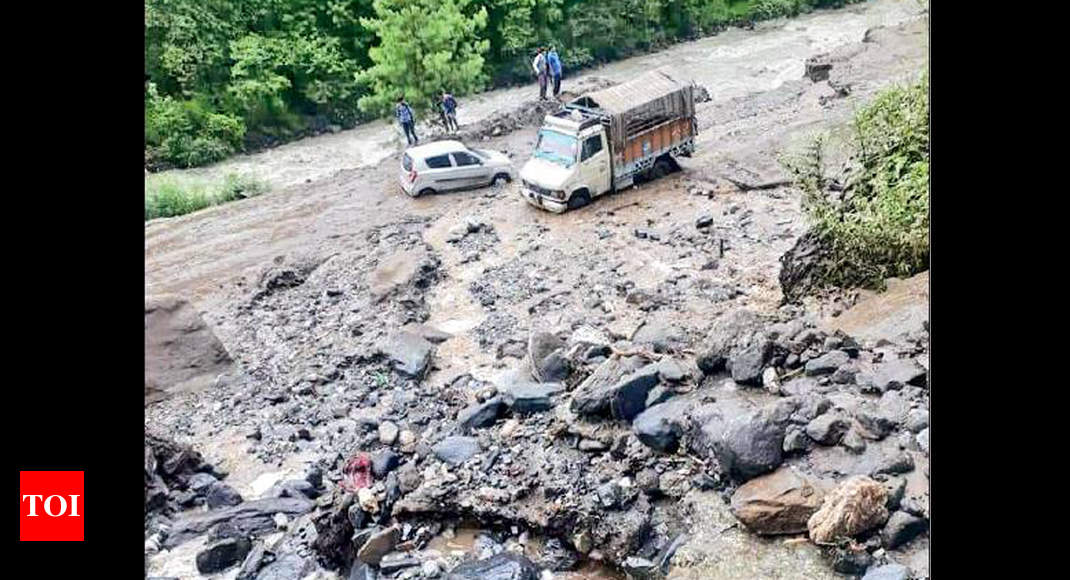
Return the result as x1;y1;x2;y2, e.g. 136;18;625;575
567;189;591;210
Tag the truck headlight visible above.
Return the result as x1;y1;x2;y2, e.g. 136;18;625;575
550;190;566;200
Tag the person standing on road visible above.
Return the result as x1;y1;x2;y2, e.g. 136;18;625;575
441;90;458;133
532;47;548;100
395;95;418;146
548;46;562;99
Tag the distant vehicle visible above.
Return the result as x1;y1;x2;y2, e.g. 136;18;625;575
519;68;698;213
399;140;515;197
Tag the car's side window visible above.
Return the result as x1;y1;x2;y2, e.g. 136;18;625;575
581;135;603;161
452;152;480;167
425;154;452;169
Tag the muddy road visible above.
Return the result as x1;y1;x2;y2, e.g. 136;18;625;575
145;2;929;579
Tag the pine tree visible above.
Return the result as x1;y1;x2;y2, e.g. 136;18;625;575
356;0;490;116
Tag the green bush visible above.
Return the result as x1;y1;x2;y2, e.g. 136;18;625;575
145;173;268;220
782;71;930;291
145;83;246;168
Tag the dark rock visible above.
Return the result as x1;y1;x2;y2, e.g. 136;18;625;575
856;408;897;440
790;394;831;424
457;397;506;432
696;215;714;229
596;481;623;509
655;357;688;382
806;413;849;445
378;552;423;575
805;54;832;82
166;497;315;548
828;546;873;575
904;409;929;433
861;563;910;580
881;477;907;511
432;436;480;466
831;364;859;384
529;331;568;382
372;450;402;478
536;537;579;571
729;340;771;386
502;382;564;413
872;452;915;476
267;479;319;500
572;361;660;421
622;556;659;579
445;552;539;580
633;399;688;453
235;542;273;580
382;332;433;378
196;537;252;574
189;472;219;493
255;554;310;580
861;358;927;392
632;319;682;353
779;230;834;303
782;427;812;454
645;385;675;408
781;377;820;397
718;407;788;481
697;310;765;373
882;511;927;548
842;427;867;453
805;350;850;376
916;428;929;453
357;525;401;565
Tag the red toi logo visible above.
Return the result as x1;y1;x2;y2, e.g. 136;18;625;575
19;471;84;541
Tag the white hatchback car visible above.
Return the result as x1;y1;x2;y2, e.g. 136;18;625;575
399;140;515;197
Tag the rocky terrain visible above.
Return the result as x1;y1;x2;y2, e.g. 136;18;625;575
144;2;929;579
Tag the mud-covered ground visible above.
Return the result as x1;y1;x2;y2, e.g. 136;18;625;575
145;2;929;579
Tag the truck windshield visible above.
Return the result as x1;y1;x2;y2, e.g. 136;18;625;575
534;130;577;167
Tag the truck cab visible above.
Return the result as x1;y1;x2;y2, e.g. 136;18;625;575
519;109;611;212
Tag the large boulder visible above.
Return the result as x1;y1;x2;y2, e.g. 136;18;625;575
807;476;889;545
145;294;234;404
165;497;315;548
381;331;433;378
445;552;539;580
730;467;825;535
717;406;790;482
571;357;659;421
729;340;772;385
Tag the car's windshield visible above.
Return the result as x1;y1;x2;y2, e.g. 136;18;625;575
534;130;577;167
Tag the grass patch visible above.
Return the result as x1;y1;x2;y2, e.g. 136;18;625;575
781;70;930;293
145;173;269;221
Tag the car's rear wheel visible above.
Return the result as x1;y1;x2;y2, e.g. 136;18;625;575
415;188;434;197
492;173;510;187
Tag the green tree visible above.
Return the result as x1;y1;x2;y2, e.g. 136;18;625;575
357;0;490;116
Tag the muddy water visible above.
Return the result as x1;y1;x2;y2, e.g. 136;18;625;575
150;0;920;192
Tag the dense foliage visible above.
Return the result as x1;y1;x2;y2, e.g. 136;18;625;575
145;0;862;168
782;71;929;292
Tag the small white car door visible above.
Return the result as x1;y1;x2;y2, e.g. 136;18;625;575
450;151;488;188
423;153;456;191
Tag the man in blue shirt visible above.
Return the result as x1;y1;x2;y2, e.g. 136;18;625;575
441;90;458;133
548;47;563;99
395;95;418;146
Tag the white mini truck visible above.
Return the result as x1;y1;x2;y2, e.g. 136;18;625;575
519;68;698;212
